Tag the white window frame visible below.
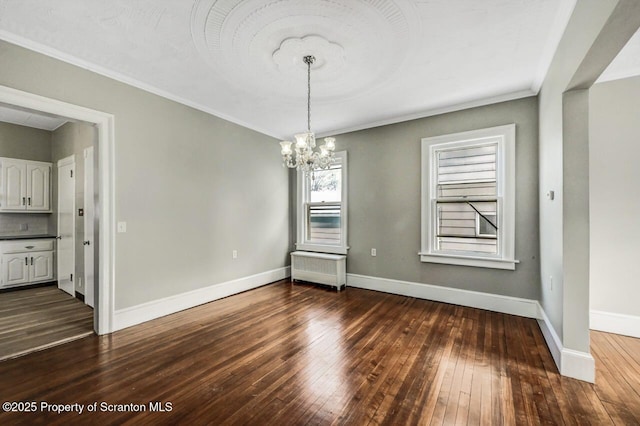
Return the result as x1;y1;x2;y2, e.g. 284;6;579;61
419;124;518;270
296;151;348;255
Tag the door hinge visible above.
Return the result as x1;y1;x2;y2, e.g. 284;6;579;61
70;273;73;282
70;170;74;178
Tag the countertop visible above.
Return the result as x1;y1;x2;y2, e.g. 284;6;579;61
0;235;57;241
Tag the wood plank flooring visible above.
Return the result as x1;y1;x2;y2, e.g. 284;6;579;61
0;286;94;361
0;280;638;425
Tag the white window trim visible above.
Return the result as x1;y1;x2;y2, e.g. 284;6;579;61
419;124;518;270
296;151;348;255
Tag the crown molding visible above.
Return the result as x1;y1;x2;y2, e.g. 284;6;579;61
0;31;281;140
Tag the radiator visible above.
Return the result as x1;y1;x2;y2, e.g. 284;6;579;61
290;251;347;291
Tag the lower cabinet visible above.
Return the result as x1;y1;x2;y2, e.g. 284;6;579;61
30;251;54;282
0;240;55;289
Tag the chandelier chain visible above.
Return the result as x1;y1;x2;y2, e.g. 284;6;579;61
304;55;315;133
279;54;334;172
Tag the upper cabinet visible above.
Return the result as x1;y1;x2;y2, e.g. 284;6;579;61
0;157;52;212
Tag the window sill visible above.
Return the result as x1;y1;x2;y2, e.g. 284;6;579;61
418;252;518;270
296;243;348;255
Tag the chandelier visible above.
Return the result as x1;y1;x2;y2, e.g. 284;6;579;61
280;55;336;172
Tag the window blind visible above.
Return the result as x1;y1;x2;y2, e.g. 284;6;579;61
436;143;498;255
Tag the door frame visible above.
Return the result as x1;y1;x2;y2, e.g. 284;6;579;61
56;155;75;297
0;85;114;335
84;146;95;308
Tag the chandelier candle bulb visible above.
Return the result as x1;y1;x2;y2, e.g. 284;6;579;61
324;137;336;151
295;133;308;149
280;141;292;155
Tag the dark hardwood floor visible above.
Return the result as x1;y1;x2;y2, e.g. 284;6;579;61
0;286;94;361
0;280;638;425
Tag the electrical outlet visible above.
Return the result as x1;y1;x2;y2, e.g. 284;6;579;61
232;250;238;259
78;277;82;289
117;222;127;233
371;248;377;257
20;223;28;231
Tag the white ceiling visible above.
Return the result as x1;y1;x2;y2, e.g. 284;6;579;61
0;0;587;139
0;103;68;131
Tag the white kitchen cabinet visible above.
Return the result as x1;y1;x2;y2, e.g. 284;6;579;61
1;158;26;210
26;163;51;211
29;251;54;282
0;239;56;289
3;253;29;286
0;157;52;212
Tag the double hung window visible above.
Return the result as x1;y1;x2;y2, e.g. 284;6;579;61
420;125;517;270
296;151;348;255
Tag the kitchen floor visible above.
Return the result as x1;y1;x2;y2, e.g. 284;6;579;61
0;285;93;361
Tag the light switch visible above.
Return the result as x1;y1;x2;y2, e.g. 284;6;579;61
117;222;127;233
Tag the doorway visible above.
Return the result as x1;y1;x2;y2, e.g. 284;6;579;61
0;84;114;337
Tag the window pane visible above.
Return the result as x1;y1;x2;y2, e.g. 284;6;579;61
309;165;341;202
437;201;496;236
307;204;341;244
437;144;497;185
478;214;497;237
437;236;498;254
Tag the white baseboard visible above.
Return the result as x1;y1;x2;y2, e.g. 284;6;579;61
537;302;595;383
113;266;290;331
561;349;595;383
590;310;640;339
346;273;538;318
536;302;563;368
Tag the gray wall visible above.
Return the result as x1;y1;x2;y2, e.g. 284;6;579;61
50;121;96;295
0;121;51;161
590;75;640;318
0;121;52;236
0;40;290;310
538;0;640;356
329;97;540;299
537;0;618;346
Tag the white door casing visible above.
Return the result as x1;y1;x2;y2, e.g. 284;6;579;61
84;147;95;308
57;156;75;296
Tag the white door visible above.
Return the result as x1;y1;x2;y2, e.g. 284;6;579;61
1;159;26;210
57;156;75;296
2;254;29;286
30;251;54;282
84;147;95;308
27;163;50;211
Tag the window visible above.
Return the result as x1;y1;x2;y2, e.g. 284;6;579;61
420;124;517;270
297;151;348;254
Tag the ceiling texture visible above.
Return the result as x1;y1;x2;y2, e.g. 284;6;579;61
0;0;624;139
0;103;68;131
